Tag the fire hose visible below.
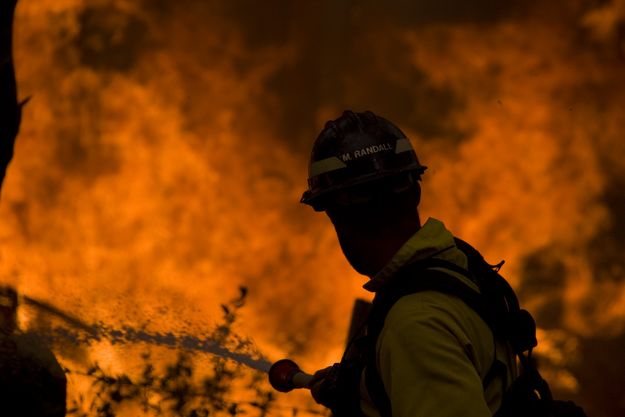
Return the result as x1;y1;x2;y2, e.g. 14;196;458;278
268;300;373;393
268;300;375;393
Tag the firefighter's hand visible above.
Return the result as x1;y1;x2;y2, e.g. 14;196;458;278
308;364;340;408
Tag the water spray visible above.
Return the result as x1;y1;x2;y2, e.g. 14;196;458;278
7;285;322;387
8;286;366;395
5;286;272;373
35;324;273;373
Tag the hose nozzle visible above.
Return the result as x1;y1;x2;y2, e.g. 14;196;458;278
268;359;313;392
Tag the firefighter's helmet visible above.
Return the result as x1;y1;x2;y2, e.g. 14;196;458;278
301;111;426;211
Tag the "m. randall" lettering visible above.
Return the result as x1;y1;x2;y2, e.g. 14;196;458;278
340;143;393;162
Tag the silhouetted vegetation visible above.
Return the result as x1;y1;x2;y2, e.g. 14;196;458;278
65;291;275;417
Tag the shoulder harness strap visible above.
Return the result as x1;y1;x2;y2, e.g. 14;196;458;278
365;260;490;417
363;239;540;417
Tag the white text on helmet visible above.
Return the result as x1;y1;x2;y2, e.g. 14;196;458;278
352;143;393;159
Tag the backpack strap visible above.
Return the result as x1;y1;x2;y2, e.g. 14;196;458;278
363;240;537;417
367;259;492;343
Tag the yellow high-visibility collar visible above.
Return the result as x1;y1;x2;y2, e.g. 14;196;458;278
364;218;468;292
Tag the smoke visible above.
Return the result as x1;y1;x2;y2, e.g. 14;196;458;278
1;0;625;416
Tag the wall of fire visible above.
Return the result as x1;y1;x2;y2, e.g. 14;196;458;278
1;1;625;416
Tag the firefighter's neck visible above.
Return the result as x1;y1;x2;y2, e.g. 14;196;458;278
370;219;420;277
346;215;421;278
328;195;422;277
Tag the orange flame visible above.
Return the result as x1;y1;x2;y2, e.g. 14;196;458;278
2;1;625;416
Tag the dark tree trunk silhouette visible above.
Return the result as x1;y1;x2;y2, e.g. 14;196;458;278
0;0;24;196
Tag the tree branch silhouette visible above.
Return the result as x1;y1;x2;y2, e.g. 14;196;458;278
1;0;26;196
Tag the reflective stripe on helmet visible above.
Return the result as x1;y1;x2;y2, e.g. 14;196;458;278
395;138;413;154
309;157;347;177
309;138;415;178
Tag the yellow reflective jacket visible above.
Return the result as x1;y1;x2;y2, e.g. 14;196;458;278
360;218;518;417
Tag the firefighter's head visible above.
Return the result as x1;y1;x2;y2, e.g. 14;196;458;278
302;111;426;276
